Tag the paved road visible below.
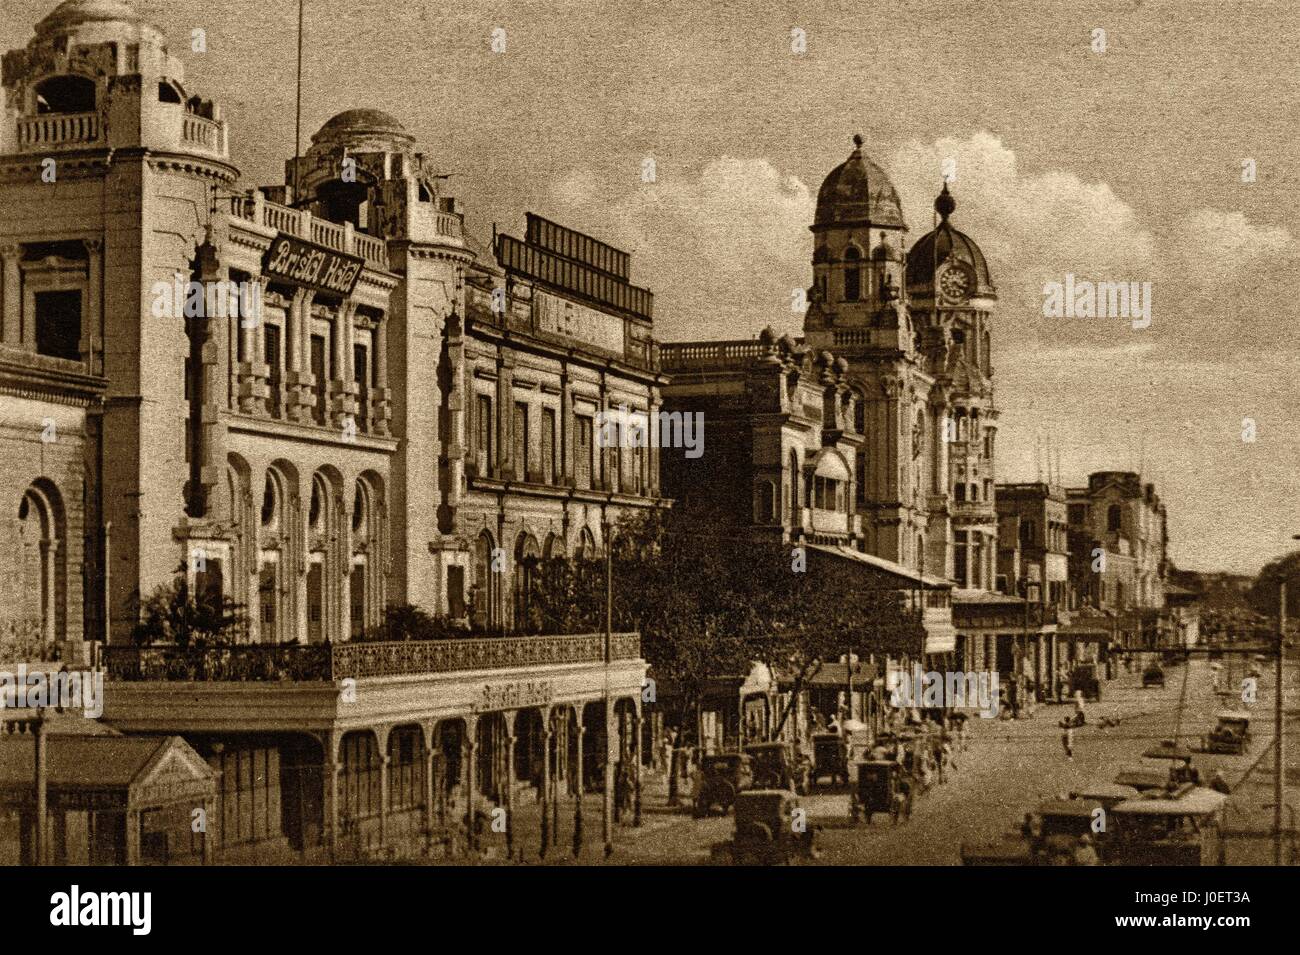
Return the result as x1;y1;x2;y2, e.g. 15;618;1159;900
594;655;1284;865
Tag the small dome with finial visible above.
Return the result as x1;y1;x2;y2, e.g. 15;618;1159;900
935;181;956;220
906;181;994;296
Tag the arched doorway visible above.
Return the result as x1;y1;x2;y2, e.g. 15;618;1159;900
16;480;65;650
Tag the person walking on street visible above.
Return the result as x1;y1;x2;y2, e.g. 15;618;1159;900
1059;717;1075;760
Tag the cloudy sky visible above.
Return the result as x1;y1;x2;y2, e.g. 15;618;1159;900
7;0;1297;573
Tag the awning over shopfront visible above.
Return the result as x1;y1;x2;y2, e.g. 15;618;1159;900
775;660;880;689
808;544;950;589
807;545;955;655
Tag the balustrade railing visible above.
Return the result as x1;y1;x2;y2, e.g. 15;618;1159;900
103;632;641;682
17;112;100;149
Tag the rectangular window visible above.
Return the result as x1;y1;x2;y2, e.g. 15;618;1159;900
608;423;621;490
353;344;369;433
264;325;282;418
310;334;327;425
575;416;593;489
34;289;81;361
541;408;557;484
513;402;529;481
476;395;493;472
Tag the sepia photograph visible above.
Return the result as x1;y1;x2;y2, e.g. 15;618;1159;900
0;0;1294;933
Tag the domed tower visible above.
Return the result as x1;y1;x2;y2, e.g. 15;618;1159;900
804;134;909;350
907;183;999;590
1;0;238;645
803;136;935;573
287;109;472;611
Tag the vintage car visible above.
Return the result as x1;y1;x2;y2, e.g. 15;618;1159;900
1070;664;1103;702
1142;664;1166;688
850;760;904;825
1113;767;1172;793
811;732;849;787
693;753;752;817
960;835;1034;866
724;789;818;865
1202;711;1251;755
743;741;811;794
960;797;1106;866
1030;799;1108;864
1108;788;1228;865
1072;783;1142;812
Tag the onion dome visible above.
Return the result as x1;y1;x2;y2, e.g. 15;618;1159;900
814;134;906;230
906;182;994;295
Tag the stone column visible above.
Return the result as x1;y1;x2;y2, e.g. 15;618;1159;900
538;705;552;858
237;278;269;414
331;300;358;429
83;238;102;373
632;705;643;827
503;728;516;858
372;313;390;435
325;759;341;860
285;288;314;421
463;716;478;851
378;747;391;850
572;716;585;857
0;244;20;345
423;726;437;842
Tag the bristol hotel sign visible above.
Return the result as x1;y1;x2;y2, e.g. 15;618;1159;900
262;233;364;296
474;680;555;713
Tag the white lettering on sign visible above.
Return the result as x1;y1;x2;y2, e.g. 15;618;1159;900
263;234;363;296
476;680;555;712
534;291;624;354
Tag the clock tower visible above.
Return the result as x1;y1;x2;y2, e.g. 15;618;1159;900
907;182;999;590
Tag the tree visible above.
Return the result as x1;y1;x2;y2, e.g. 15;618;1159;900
529;504;924;748
130;564;246;647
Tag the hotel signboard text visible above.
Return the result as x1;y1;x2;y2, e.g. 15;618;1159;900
262;232;364;297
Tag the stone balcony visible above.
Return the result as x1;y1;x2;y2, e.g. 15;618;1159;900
225;193;391;271
11;105;229;160
100;633;646;735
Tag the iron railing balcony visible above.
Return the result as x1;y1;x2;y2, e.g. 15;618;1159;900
103;632;642;682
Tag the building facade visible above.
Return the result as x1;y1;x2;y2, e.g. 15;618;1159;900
0;0;656;862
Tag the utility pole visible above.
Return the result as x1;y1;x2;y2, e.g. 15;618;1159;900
1276;577;1286;866
602;518;614;858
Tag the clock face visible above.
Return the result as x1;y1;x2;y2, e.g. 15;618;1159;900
939;264;971;302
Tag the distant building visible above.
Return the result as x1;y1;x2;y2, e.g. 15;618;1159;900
1066;471;1170;647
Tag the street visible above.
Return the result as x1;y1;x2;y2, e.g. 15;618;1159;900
566;655;1299;866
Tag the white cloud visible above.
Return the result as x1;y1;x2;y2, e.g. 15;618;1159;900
550;156;814;340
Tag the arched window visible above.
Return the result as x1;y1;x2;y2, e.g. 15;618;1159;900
351;476;383;637
17;482;64;648
473;531;496;628
843;245;861;302
514;533;542;632
954;483;966;503
1107;504;1122;533
575;527;596;563
34;76;95;114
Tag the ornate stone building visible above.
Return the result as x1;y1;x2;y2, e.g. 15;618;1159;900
0;0;656;863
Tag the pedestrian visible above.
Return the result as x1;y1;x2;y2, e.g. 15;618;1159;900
1059;717;1074;760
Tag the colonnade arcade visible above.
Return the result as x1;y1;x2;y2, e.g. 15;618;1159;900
209;453;387;642
318;694;644;859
